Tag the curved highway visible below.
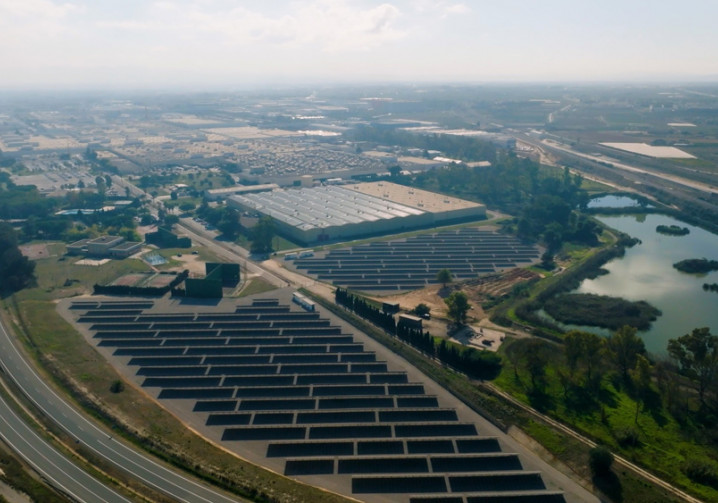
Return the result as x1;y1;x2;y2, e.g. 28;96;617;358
0;317;243;503
0;385;130;503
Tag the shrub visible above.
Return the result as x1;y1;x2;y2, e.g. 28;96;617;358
683;458;718;488
110;380;125;394
589;446;614;477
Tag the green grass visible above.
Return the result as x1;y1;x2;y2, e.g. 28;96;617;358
17;247;150;301
10;298;353;503
494;338;718;502
236;277;277;298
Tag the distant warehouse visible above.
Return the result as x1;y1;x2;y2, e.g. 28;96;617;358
227;181;485;244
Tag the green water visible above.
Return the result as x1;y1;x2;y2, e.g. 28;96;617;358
575;213;718;355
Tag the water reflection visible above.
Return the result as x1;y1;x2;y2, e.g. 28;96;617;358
573;213;718;355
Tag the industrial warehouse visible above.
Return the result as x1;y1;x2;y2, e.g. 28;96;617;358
228;182;486;244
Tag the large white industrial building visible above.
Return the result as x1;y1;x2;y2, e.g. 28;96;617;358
228;181;486;244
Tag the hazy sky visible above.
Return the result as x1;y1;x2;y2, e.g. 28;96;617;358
2;0;718;90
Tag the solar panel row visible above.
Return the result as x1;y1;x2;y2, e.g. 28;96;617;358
73;297;563;502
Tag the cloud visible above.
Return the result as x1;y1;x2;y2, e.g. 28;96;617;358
98;1;405;52
413;0;470;18
0;0;78;18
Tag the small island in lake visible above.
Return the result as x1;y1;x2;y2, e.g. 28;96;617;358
544;293;661;330
703;283;718;293
656;224;689;236
673;258;718;274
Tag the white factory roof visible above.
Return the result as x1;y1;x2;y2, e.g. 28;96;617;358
229;185;426;231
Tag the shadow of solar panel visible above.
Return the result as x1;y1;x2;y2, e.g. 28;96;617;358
206;413;253;426
357;440;404;455
266;441;354;458
309;425;392;439
143;377;221;388
284;459;335;475
339;457;429;474
222;427;306;441
312;385;385;396
395;424;477;437
449;472;545;492
465;492;566;503
407;439;455;454
431;454;522;472
160;388;233;399
238;398;317;411
193;400;237;411
318;397;394;409
235;386;311;398
379;409;458;422
297;411;376;424
352;475;446;494
252;413;295;425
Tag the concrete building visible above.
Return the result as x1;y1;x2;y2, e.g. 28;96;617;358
67;235;143;258
228;181;485;245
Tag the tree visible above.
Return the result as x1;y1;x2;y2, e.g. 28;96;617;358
413;303;431;317
607;325;646;380
667;327;718;406
170;190;178;200
436;268;453;288
521;339;551;391
630;354;652;424
217;208;241;238
564;330;604;386
250;216;276;255
589;446;614;477
445;291;470;326
0;223;35;295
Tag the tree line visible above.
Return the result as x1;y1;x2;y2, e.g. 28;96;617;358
335;288;501;379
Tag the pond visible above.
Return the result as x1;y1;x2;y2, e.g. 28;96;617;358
586;194;649;209
573;213;718;355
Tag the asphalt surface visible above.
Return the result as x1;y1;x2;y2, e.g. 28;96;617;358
0;380;130;503
0;316;243;503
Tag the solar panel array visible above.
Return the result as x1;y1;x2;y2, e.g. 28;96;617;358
292;228;541;292
72;298;564;503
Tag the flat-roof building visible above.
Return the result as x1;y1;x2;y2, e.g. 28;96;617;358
228;181;485;244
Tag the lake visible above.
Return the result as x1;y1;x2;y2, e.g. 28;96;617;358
574;213;718;355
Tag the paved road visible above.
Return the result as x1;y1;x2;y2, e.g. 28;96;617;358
0;381;131;503
0;316;243;503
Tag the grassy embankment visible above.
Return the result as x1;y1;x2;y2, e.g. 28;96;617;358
303;290;682;503
4;247;352;503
